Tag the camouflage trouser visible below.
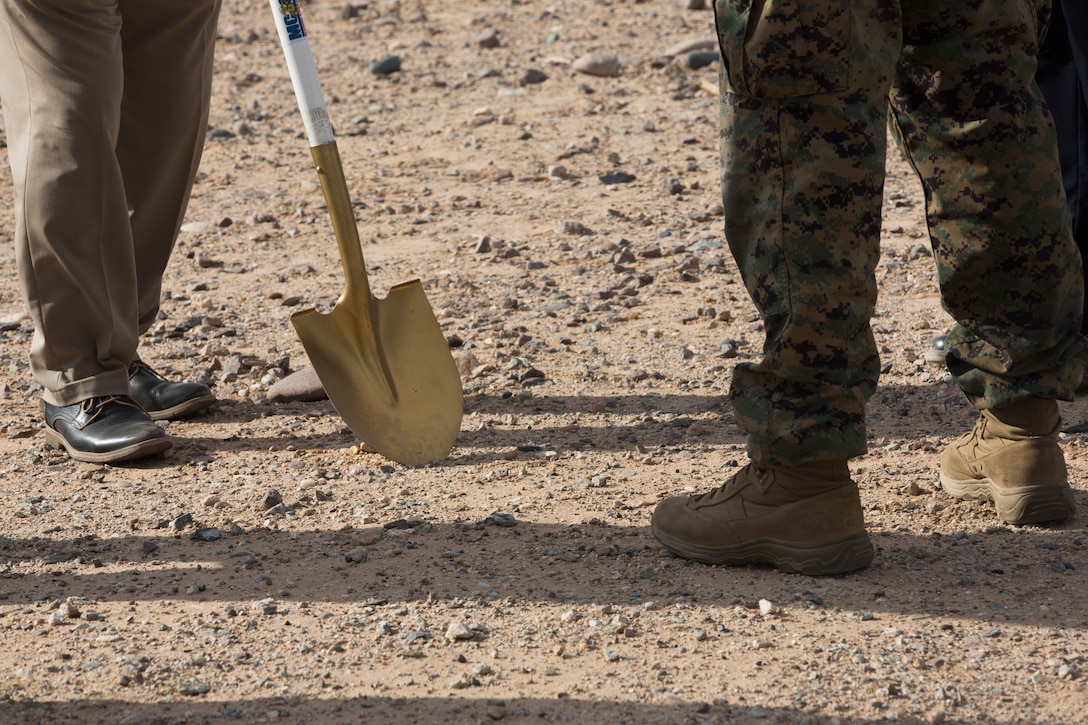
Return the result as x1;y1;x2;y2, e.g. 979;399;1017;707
715;0;1087;465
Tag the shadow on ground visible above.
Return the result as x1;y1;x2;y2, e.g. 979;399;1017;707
2;513;1084;630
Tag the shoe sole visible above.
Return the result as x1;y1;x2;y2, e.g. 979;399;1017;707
651;527;874;576
44;428;173;464
939;473;1075;525
145;394;216;421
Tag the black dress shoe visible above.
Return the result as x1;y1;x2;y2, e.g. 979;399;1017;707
129;358;216;421
43;395;172;464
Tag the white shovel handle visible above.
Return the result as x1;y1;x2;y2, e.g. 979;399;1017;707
268;0;334;147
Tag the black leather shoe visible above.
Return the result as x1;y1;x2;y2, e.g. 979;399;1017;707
129;358;216;421
43;395;172;464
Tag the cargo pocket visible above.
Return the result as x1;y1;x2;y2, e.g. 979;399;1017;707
716;0;852;99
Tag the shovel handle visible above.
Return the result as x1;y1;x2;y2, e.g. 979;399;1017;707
269;0;370;301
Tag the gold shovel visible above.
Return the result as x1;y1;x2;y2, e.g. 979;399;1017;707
269;0;462;466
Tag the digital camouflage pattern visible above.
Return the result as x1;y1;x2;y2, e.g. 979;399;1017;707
714;0;1087;466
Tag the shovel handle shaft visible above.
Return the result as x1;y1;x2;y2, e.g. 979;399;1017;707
268;0;333;146
269;0;371;302
311;143;372;301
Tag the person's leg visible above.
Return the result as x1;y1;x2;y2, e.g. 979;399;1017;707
890;0;1082;523
1061;0;1088;264
1036;0;1088;334
0;0;172;462
115;0;221;420
652;0;902;575
0;0;136;405
116;0;221;334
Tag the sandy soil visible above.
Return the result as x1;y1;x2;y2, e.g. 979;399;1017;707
0;1;1085;723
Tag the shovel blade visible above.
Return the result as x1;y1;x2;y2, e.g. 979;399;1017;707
291;280;463;466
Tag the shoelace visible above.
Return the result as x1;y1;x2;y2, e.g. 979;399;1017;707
691;463;765;504
79;395;139;421
129;358;166;382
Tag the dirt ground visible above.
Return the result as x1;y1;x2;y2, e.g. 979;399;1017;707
0;1;1085;724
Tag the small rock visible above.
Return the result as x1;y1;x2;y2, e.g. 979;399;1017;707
446;621;475;641
547;164;569;180
190;527;222;542
261;489;283;511
369;55;401;74
170;513;193;531
520;68;548;85
452;350;481;380
267;367;328;403
572;52;621;77
556;220;592;236
474;28;500;48
486;512;518;527
684;49;719;69
177;681;211;696
252;599;278;616
599;171;636;185
345;547;368;563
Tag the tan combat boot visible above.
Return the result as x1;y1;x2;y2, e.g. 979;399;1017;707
651;461;873;576
940;398;1075;524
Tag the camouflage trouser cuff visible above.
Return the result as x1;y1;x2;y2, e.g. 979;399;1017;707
731;364;869;467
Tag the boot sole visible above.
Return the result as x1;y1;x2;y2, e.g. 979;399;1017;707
939;473;1075;525
651;527;874;576
144;394;217;421
45;428;173;464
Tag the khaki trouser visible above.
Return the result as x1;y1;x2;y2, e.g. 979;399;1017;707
0;0;220;406
715;0;1087;465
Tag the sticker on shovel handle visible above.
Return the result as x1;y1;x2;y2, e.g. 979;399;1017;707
274;0;307;42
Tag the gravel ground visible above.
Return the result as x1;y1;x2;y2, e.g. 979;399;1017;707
0;1;1085;723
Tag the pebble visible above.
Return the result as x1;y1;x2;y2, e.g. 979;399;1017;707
556;220;592;236
520;68;548;86
684;49;719;69
599;171;636;185
345;546;368;563
571;52;621;77
446;621;475;641
486;512;518;527
170;513;193;531
547;164;569;179
190;527;222;542
261;489;283;511
474;28;500;48
369;55;401;74
177;681;211;696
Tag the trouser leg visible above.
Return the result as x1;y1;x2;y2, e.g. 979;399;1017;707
116;0;221;334
890;0;1086;407
715;0;901;465
0;0;134;405
1035;0;1088;333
